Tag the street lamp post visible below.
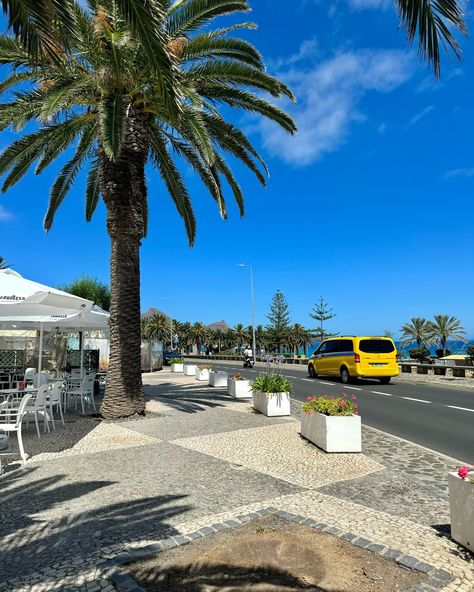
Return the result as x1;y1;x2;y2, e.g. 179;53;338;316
237;264;257;359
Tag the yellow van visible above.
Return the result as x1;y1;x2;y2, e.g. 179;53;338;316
308;336;399;384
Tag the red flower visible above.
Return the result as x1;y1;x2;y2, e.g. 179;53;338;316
340;401;347;407
458;466;471;480
353;404;358;409
305;396;313;401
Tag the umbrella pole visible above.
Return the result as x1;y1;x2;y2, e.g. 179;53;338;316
79;331;84;378
38;323;44;375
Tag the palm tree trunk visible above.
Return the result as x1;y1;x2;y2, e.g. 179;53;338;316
100;106;148;420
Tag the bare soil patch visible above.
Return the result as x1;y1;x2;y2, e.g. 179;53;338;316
125;515;423;591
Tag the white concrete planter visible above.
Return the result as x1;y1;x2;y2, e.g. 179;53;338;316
227;378;252;399
252;390;291;416
196;368;210;381
300;412;361;453
171;363;184;373
183;364;197;376
209;371;228;387
448;471;474;552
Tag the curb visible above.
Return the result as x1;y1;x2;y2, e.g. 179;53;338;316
98;507;454;592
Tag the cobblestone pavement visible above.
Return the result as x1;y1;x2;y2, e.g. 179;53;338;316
0;369;472;591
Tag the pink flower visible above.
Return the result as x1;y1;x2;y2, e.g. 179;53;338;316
305;396;313;401
458;466;471;480
354;410;358;415
305;410;313;416
340;401;347;407
352;396;357;401
353;404;358;409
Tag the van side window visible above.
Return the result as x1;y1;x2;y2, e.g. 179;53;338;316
324;341;339;354
339;339;353;352
317;342;327;354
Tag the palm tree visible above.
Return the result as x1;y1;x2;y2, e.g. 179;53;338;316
190;322;209;355
143;313;169;342
428;315;467;357
1;1;465;78
0;256;11;270
177;321;193;354
289;323;313;357
400;317;434;348
233;323;249;352
0;1;296;419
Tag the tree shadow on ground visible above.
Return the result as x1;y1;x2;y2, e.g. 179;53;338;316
127;561;343;591
0;467;190;583
144;382;241;414
4;410;101;466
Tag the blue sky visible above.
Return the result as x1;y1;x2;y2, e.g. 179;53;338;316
1;1;473;337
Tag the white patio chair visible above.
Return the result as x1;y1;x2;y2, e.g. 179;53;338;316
24;384;51;438
65;375;96;414
47;381;65;429
0;393;33;465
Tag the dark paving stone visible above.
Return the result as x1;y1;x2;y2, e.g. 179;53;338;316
318;469;449;527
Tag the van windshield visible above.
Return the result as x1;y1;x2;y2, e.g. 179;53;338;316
359;340;395;354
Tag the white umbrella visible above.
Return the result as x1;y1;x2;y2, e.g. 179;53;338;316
0;269;109;375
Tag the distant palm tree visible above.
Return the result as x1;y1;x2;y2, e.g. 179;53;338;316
0;256;11;270
143;314;169;342
233;324;249;351
289;323;313;357
428;315;467;357
190;322;209;354
400;317;434;348
177;321;193;354
0;0;295;419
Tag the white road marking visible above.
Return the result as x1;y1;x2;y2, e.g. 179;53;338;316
446;405;474;413
402;397;431;404
318;381;335;386
343;386;362;391
302;378;314;382
370;391;393;396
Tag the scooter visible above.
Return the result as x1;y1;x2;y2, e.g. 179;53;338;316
243;355;255;368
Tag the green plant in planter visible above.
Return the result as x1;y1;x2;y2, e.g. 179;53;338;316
252;373;292;394
197;364;212;370
251;355;293;394
170;357;184;364
302;394;358;417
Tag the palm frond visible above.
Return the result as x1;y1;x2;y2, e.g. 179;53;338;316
168;0;250;36
166;133;226;214
397;0;466;77
149;125;196;245
201;84;297;133
85;157;101;222
208;22;257;38
99;92;125;159
0;71;36;94
0;89;45;132
44;122;96;229
183;36;264;69
186;61;295;100
203;112;268;183
213;152;244;216
180;105;215;165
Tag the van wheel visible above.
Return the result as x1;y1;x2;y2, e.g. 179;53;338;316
379;377;391;384
308;364;317;378
340;367;353;384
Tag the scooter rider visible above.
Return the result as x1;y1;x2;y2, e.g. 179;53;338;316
243;345;253;359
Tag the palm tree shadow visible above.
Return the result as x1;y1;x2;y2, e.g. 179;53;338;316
128;561;341;591
0;467;190;584
144;382;236;414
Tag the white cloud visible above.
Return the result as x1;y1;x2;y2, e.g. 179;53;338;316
409;105;434;125
269;38;319;70
258;49;414;166
377;122;387;133
0;205;13;221
443;168;474;179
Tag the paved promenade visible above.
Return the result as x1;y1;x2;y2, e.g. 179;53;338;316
0;370;473;591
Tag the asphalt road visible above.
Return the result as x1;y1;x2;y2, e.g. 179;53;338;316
198;360;474;462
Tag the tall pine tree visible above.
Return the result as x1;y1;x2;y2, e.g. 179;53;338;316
310;297;337;343
267;290;291;353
